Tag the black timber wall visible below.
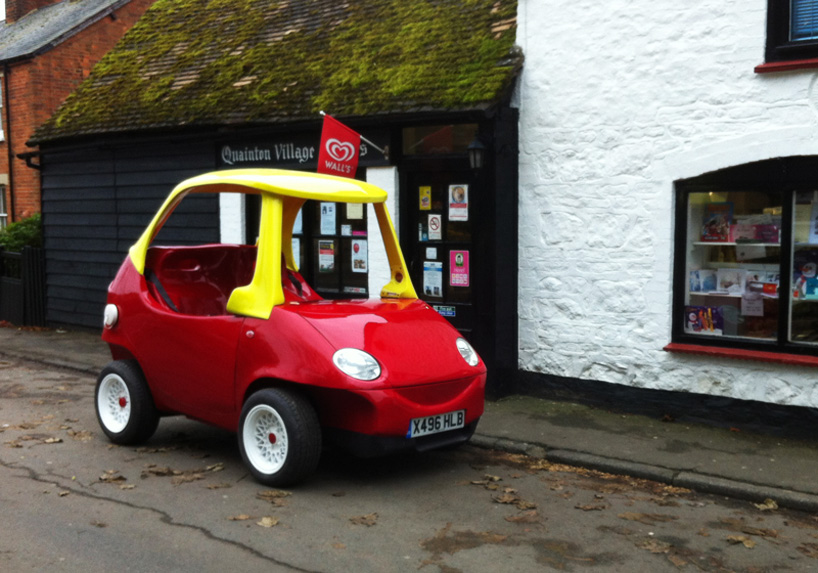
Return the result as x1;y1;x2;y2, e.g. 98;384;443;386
41;141;218;329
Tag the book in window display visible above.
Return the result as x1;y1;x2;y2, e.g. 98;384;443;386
700;202;733;242
684;305;724;335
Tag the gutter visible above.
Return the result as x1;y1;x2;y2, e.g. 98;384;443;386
4;63;14;223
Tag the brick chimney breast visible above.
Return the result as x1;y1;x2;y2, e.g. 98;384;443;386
6;0;61;23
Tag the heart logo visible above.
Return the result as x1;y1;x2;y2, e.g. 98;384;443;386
326;139;356;162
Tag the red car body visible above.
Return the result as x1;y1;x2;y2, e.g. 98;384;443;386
95;170;486;485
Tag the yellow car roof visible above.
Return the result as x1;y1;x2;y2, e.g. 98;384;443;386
173;169;388;203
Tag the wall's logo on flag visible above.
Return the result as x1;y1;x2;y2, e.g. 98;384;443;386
318;114;361;178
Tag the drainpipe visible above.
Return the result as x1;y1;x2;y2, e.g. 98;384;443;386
4;64;14;224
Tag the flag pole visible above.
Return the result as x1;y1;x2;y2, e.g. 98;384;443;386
320;111;388;159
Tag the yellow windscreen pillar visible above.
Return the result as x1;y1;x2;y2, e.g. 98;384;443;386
226;194;284;319
374;203;417;299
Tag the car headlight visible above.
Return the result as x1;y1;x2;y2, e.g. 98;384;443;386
332;348;381;381
456;338;479;367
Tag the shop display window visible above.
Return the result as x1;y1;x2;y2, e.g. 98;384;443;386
674;159;818;354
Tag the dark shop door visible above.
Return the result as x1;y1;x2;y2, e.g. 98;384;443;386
404;163;483;342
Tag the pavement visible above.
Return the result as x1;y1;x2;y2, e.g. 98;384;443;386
2;325;818;513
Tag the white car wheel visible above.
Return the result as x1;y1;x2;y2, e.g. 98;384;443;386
97;373;132;434
238;388;321;487
243;404;289;474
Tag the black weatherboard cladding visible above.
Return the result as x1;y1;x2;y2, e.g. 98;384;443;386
41;141;217;328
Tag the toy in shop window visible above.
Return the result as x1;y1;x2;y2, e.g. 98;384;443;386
95;169;486;486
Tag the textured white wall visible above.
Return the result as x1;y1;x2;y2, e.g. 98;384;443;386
516;0;818;406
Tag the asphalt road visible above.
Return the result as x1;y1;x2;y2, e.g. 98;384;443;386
2;357;818;572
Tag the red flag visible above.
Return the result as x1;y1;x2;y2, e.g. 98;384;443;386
317;114;361;178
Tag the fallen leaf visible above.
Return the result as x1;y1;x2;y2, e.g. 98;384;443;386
575;504;606;511
257;490;292;505
171;473;203;486
257;516;279;528
637;538;671;554
618;513;678;525
798;543;818;559
333;542;346;550
119;484;135;490
754;498;778;511
350;513;378;526
504;510;541;524
67;430;93;442
5;441;22;448
727;535;756;548
206;463;224;472
141;465;173;477
229;514;252;521
99;470;126;483
207;483;232;490
90;521;107;528
667;554;687;567
42;437;62;444
58;491;69;497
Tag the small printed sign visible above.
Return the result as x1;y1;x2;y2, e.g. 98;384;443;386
428;214;442;241
320;202;336;235
318;240;335;273
433;305;456;317
450;250;470;287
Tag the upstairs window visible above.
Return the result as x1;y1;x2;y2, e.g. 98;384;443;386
765;0;818;63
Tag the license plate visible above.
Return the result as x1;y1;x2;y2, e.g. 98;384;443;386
407;410;465;438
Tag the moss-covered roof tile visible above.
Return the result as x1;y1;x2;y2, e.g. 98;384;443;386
32;0;521;144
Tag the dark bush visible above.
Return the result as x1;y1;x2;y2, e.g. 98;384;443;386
0;213;42;252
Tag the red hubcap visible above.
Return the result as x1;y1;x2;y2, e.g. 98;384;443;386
119;397;127;408
268;433;277;444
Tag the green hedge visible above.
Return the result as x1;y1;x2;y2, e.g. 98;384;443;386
0;213;42;252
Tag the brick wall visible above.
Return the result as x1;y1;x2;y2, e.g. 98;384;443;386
515;0;818;407
0;0;155;222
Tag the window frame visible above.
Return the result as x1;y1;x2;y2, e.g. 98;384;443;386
670;158;818;357
765;0;818;64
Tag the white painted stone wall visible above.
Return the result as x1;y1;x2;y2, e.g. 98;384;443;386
516;0;818;407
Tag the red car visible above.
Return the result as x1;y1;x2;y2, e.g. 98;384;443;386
96;169;486;485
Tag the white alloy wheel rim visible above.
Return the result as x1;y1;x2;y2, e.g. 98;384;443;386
243;404;288;474
98;374;131;433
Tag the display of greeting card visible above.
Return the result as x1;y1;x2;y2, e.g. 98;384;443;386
716;268;746;294
701;202;733;242
684;305;724;335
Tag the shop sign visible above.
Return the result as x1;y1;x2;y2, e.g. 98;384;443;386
218;132;390;169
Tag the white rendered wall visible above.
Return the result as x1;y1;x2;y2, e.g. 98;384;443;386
516;0;818;407
366;166;399;296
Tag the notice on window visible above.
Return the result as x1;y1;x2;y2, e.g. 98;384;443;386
293;208;303;235
347;203;363;220
741;293;764;317
419;186;432;211
450;250;470;287
428;214;442;241
423;261;443;298
352;239;368;273
448;184;468;221
318;240;335;273
320;202;336;235
292;238;300;267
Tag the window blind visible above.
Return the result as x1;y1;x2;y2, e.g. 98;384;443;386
792;0;818;41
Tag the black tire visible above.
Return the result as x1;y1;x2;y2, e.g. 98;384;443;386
238;388;322;487
95;360;159;445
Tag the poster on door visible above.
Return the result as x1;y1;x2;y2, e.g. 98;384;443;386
351;239;368;273
448;184;469;221
450;250;470;287
419;186;432;211
423;261;443;298
318;240;335;273
320;202;336;235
